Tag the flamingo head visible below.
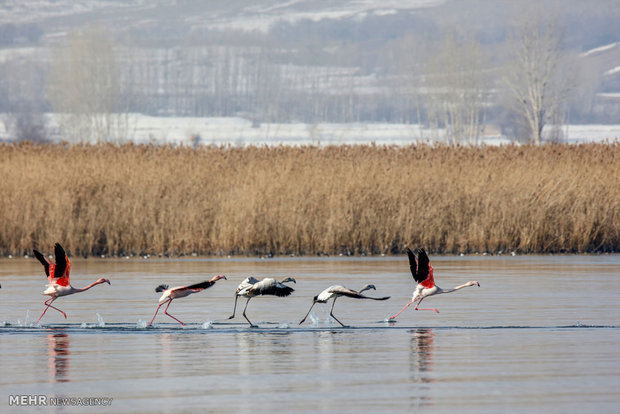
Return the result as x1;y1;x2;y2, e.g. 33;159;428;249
97;278;111;285
359;284;376;293
210;274;227;282
471;281;480;287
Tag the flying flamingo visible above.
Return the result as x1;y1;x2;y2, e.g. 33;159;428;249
228;277;296;327
299;284;390;327
388;247;480;320
33;243;111;324
148;275;227;326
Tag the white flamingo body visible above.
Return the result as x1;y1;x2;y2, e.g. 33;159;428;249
389;248;479;320
299;284;390;327
316;285;375;302
148;275;227;326
157;285;203;302
228;277;296;327
34;243;111;323
43;283;82;297
411;284;440;304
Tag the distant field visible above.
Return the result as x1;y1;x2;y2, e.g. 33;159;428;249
0;142;618;256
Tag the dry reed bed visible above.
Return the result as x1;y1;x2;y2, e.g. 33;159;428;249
0;142;618;256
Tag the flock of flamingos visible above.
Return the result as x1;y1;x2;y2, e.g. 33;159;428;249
9;243;481;328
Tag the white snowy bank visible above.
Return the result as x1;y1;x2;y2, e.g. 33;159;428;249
1;114;619;146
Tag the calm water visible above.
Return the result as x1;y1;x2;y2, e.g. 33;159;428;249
1;254;619;413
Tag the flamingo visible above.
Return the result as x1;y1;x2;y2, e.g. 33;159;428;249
148;274;227;326
299;284;390;327
227;276;259;319
388;247;480;320
228;277;296;327
33;243;111;324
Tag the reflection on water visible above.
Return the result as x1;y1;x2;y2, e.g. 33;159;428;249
409;328;435;409
411;328;435;375
47;332;70;383
0;255;619;413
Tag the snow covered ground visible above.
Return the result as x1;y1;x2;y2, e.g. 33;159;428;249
1;114;619;146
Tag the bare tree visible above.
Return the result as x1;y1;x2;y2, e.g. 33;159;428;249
503;12;568;145
48;26;133;143
424;32;489;145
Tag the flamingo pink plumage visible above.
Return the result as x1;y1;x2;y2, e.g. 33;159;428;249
148;275;227;326
33;243;111;323
388;248;480;320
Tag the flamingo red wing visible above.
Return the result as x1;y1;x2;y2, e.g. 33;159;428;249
51;243;71;287
407;248;435;289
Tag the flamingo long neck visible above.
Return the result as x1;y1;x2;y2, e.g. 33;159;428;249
439;282;475;294
74;280;106;293
358;285;372;294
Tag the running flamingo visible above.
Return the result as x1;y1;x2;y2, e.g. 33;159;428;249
228;277;296;327
389;248;480;320
148;275;227;326
299;284;390;327
33;243;110;323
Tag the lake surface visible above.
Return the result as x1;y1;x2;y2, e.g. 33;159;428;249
1;254;619;413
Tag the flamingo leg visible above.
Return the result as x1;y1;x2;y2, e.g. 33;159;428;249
389;300;415;320
37;297;66;323
228;294;239;319
299;301;317;325
148;299;169;327
242;298;257;328
414;298;439;313
163;299;186;326
329;298;346;327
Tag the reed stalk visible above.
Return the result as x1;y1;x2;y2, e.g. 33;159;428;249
1;142;618;256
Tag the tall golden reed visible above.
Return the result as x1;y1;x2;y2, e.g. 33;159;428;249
0;142;618;256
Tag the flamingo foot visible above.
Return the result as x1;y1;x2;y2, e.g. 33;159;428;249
415;307;439;313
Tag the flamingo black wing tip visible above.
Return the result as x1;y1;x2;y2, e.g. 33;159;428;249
155;284;169;293
275;286;294;297
185;280;212;290
33;249;50;276
54;243;66;256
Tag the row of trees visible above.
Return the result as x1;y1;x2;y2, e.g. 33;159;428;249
0;12;576;145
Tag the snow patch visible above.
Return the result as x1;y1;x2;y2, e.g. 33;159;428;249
581;42;618;57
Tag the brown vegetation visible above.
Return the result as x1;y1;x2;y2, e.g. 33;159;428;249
0;142;618;256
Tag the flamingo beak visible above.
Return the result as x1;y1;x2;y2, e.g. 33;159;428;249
475;281;480;287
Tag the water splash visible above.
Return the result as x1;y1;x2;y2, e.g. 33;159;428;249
136;319;148;329
96;313;105;327
309;313;320;326
19;310;38;327
278;322;290;329
201;321;214;329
